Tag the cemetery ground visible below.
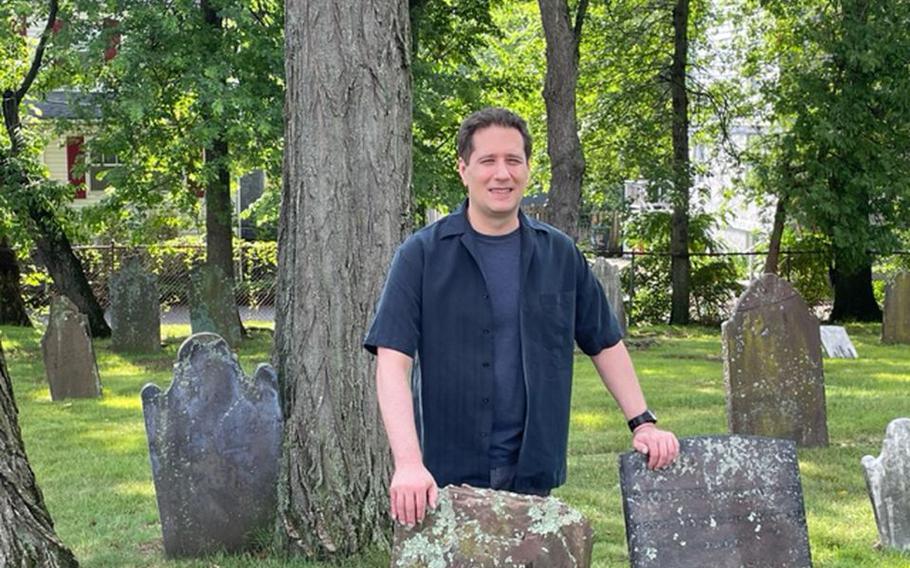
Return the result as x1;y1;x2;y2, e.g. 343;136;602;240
1;323;908;568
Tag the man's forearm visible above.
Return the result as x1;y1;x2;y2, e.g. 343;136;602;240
591;341;648;420
375;347;423;466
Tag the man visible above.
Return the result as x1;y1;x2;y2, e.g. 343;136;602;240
364;107;678;527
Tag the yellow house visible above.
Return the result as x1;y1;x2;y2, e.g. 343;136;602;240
33;91;111;209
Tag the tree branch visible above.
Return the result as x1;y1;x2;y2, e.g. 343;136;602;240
16;0;59;103
573;0;590;43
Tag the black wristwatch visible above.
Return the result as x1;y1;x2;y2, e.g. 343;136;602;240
628;409;657;433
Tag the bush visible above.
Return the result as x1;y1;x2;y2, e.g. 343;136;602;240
622;211;744;324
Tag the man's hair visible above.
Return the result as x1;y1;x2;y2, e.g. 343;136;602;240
456;107;532;164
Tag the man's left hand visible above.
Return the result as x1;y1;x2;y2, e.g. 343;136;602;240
632;424;679;470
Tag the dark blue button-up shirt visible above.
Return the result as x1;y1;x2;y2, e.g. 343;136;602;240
364;201;622;492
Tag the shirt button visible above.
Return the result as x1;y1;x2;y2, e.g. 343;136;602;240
482;329;490;335
482;362;490;368
483;294;489;299
480;432;488;438
482;397;490;404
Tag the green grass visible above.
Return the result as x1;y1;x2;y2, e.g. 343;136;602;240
2;323;908;567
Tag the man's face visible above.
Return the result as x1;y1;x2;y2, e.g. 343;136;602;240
458;125;530;227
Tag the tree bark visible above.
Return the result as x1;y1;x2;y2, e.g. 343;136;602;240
762;195;786;275
0;237;31;326
1;1;111;338
669;0;691;325
830;254;881;322
201;0;244;338
538;0;588;240
275;0;410;559
0;339;79;567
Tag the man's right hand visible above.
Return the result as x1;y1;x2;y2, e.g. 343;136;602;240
390;462;438;526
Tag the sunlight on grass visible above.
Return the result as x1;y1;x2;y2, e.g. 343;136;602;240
571;411;609;430
3;322;909;567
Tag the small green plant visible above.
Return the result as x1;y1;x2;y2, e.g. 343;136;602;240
622;211;744;324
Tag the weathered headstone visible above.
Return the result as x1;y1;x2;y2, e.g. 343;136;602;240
591;257;627;335
819;325;858;359
40;294;102;400
140;333;282;558
861;418;910;551
620;435;812;568
391;485;593;567
722;274;828;447
882;272;910;344
189;264;242;346
109;256;161;352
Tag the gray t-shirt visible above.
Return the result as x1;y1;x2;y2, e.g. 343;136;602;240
473;227;525;467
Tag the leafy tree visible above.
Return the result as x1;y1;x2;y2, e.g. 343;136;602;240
1;0;111;337
410;0;502;216
744;0;910;321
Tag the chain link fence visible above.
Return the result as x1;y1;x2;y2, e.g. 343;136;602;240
20;242;277;321
18;241;910;326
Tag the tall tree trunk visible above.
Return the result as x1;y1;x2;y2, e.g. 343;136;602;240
538;0;588;240
0;339;79;567
201;0;244;337
276;0;410;558
669;0;691;325
830;254;881;322
0;237;31;326
763;195;787;275
1;1;110;337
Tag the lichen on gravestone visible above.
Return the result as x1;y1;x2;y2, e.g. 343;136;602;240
391;485;594;567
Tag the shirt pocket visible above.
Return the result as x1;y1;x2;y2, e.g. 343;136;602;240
538;291;575;348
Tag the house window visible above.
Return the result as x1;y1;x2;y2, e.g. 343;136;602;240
88;152;119;192
66;136;86;199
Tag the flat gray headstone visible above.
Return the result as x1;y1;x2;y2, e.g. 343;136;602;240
140;333;282;558
392;485;593;567
862;418;910;551
591;257;627;335
819;325;858;359
189;264;243;346
620;435;812;568
722;274;828;447
882;272;910;344
40;294;102;400
109;256;161;352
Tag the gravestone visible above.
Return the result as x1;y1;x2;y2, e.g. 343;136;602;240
722;274;828;447
861;418;910;551
619;435;812;568
819;325;858;359
591;257;627;335
391;485;593;567
140;333;282;558
40;294;102;400
109;256;161;352
189;264;242;346
882;272;910;344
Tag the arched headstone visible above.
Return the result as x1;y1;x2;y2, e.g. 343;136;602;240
189;264;242;346
721;274;828;447
109;256;161;352
141;333;282;557
40;294;102;400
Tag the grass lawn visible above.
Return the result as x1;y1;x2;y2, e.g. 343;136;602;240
1;322;908;567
